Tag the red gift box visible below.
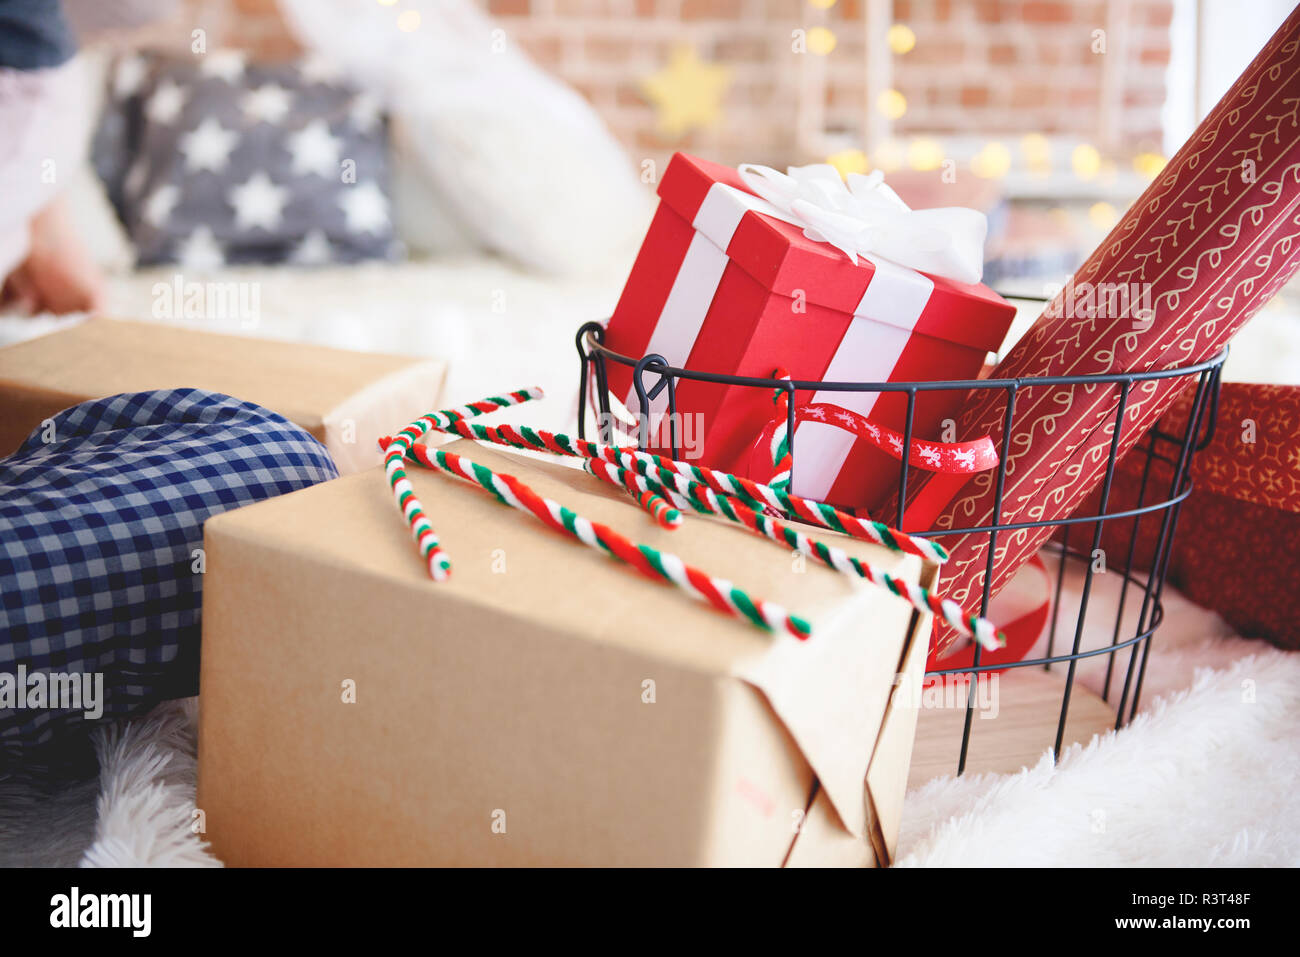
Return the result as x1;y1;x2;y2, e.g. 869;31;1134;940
604;153;1015;514
1065;382;1300;650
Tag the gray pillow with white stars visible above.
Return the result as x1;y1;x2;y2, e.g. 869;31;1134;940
97;50;400;269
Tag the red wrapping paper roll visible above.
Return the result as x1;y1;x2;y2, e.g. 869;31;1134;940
918;7;1300;656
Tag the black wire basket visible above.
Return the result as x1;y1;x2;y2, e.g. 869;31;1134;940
574;310;1227;777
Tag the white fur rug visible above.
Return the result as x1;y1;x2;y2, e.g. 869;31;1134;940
0;698;217;867
0;560;1295;867
898;648;1300;866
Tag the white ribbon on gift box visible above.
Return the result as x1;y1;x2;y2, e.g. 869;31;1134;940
629;162;988;503
736;163;987;285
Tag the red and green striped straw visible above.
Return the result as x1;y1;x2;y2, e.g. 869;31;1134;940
396;414;947;564
382;388;543;579
768;368;793;491
382;437;810;639
380;388;1003;650
583;456;1005;651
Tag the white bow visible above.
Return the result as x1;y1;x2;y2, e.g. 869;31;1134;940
736;163;988;285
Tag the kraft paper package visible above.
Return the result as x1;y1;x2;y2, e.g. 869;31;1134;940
197;440;935;866
0;317;447;474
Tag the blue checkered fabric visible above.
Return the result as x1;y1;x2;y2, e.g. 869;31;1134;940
0;389;338;763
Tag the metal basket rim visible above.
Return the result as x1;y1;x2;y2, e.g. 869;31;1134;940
577;321;1229;393
575;321;1226;534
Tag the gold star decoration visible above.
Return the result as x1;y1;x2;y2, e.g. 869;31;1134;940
641;46;730;139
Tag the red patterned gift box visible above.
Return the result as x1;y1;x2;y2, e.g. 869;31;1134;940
603;153;1015;515
1065;382;1300;650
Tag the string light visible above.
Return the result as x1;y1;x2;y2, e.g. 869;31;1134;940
888;24;917;54
826;149;869;177
876;88;907;119
807;26;838;56
971;141;1012;179
1071;143;1102;180
1021;132;1051;174
1133;151;1167;179
1088;201;1118;229
907;137;944;171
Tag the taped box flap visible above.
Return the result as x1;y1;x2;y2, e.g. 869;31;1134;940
732;572;918;840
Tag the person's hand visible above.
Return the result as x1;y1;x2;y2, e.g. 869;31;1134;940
1;195;105;315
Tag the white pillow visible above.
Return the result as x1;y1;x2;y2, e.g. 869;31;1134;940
388;119;481;259
277;0;653;277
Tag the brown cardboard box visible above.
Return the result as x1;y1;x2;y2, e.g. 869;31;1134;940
197;441;934;866
0;318;447;473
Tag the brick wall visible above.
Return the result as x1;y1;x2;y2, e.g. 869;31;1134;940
109;0;1174;174
488;0;1173;170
